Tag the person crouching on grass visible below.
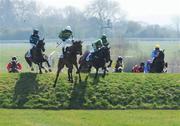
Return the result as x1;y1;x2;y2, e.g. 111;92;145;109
115;56;124;72
7;56;22;73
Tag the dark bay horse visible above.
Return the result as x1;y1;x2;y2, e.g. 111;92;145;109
25;39;51;74
150;50;167;73
54;41;83;87
79;46;112;79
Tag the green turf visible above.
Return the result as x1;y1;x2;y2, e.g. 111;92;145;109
0;73;179;109
0;109;179;126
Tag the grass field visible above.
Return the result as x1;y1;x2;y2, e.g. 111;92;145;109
0;109;179;126
0;41;180;126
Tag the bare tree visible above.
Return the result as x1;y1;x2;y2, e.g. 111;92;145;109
0;0;16;27
86;0;125;35
172;16;180;38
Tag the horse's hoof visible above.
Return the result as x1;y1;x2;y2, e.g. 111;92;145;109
71;80;73;83
49;69;52;72
40;72;43;74
53;84;56;88
45;70;48;73
76;70;80;74
31;68;34;71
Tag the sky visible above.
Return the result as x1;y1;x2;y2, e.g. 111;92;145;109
38;0;180;25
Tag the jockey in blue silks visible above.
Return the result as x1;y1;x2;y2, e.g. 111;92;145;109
144;60;152;73
28;29;40;58
151;44;161;61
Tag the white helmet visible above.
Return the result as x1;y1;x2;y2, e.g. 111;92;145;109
65;26;72;31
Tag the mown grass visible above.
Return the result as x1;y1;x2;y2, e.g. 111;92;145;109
0;73;179;109
0;109;180;126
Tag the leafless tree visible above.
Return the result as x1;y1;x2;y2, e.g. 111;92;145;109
172;16;180;38
86;0;125;35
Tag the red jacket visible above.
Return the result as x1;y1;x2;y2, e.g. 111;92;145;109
132;65;144;73
7;62;22;72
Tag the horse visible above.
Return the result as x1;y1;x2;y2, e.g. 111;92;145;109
79;46;112;79
25;39;51;74
150;50;167;73
54;41;83;87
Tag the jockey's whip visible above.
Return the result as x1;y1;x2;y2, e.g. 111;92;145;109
49;42;62;56
48;42;62;66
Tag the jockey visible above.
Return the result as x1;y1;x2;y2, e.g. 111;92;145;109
115;56;124;72
101;34;109;47
144;60;152;73
7;56;22;73
58;26;73;56
151;44;161;61
92;39;103;52
28;29;40;57
86;39;103;61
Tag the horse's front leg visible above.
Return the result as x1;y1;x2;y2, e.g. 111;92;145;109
38;63;43;74
107;59;113;68
54;59;64;87
95;68;99;79
40;64;48;73
68;66;73;83
68;68;71;82
102;66;106;78
74;62;81;82
45;59;52;72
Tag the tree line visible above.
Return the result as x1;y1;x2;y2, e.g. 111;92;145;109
0;0;179;40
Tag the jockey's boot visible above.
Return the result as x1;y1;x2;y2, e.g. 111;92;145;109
30;49;33;59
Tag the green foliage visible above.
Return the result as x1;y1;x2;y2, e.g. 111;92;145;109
0;73;179;109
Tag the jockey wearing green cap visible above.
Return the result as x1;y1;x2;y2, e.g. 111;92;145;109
101;34;109;47
86;34;110;61
92;39;103;51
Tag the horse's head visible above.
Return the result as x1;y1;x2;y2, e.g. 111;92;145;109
100;46;111;61
36;38;45;52
157;50;165;60
72;40;83;55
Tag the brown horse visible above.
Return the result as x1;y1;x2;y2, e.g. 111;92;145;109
25;39;51;74
79;46;112;79
54;41;83;87
150;50;167;73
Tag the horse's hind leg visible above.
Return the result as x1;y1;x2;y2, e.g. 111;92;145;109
108;59;113;68
25;57;34;71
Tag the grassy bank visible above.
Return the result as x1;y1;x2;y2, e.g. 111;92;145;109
0;73;179;109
